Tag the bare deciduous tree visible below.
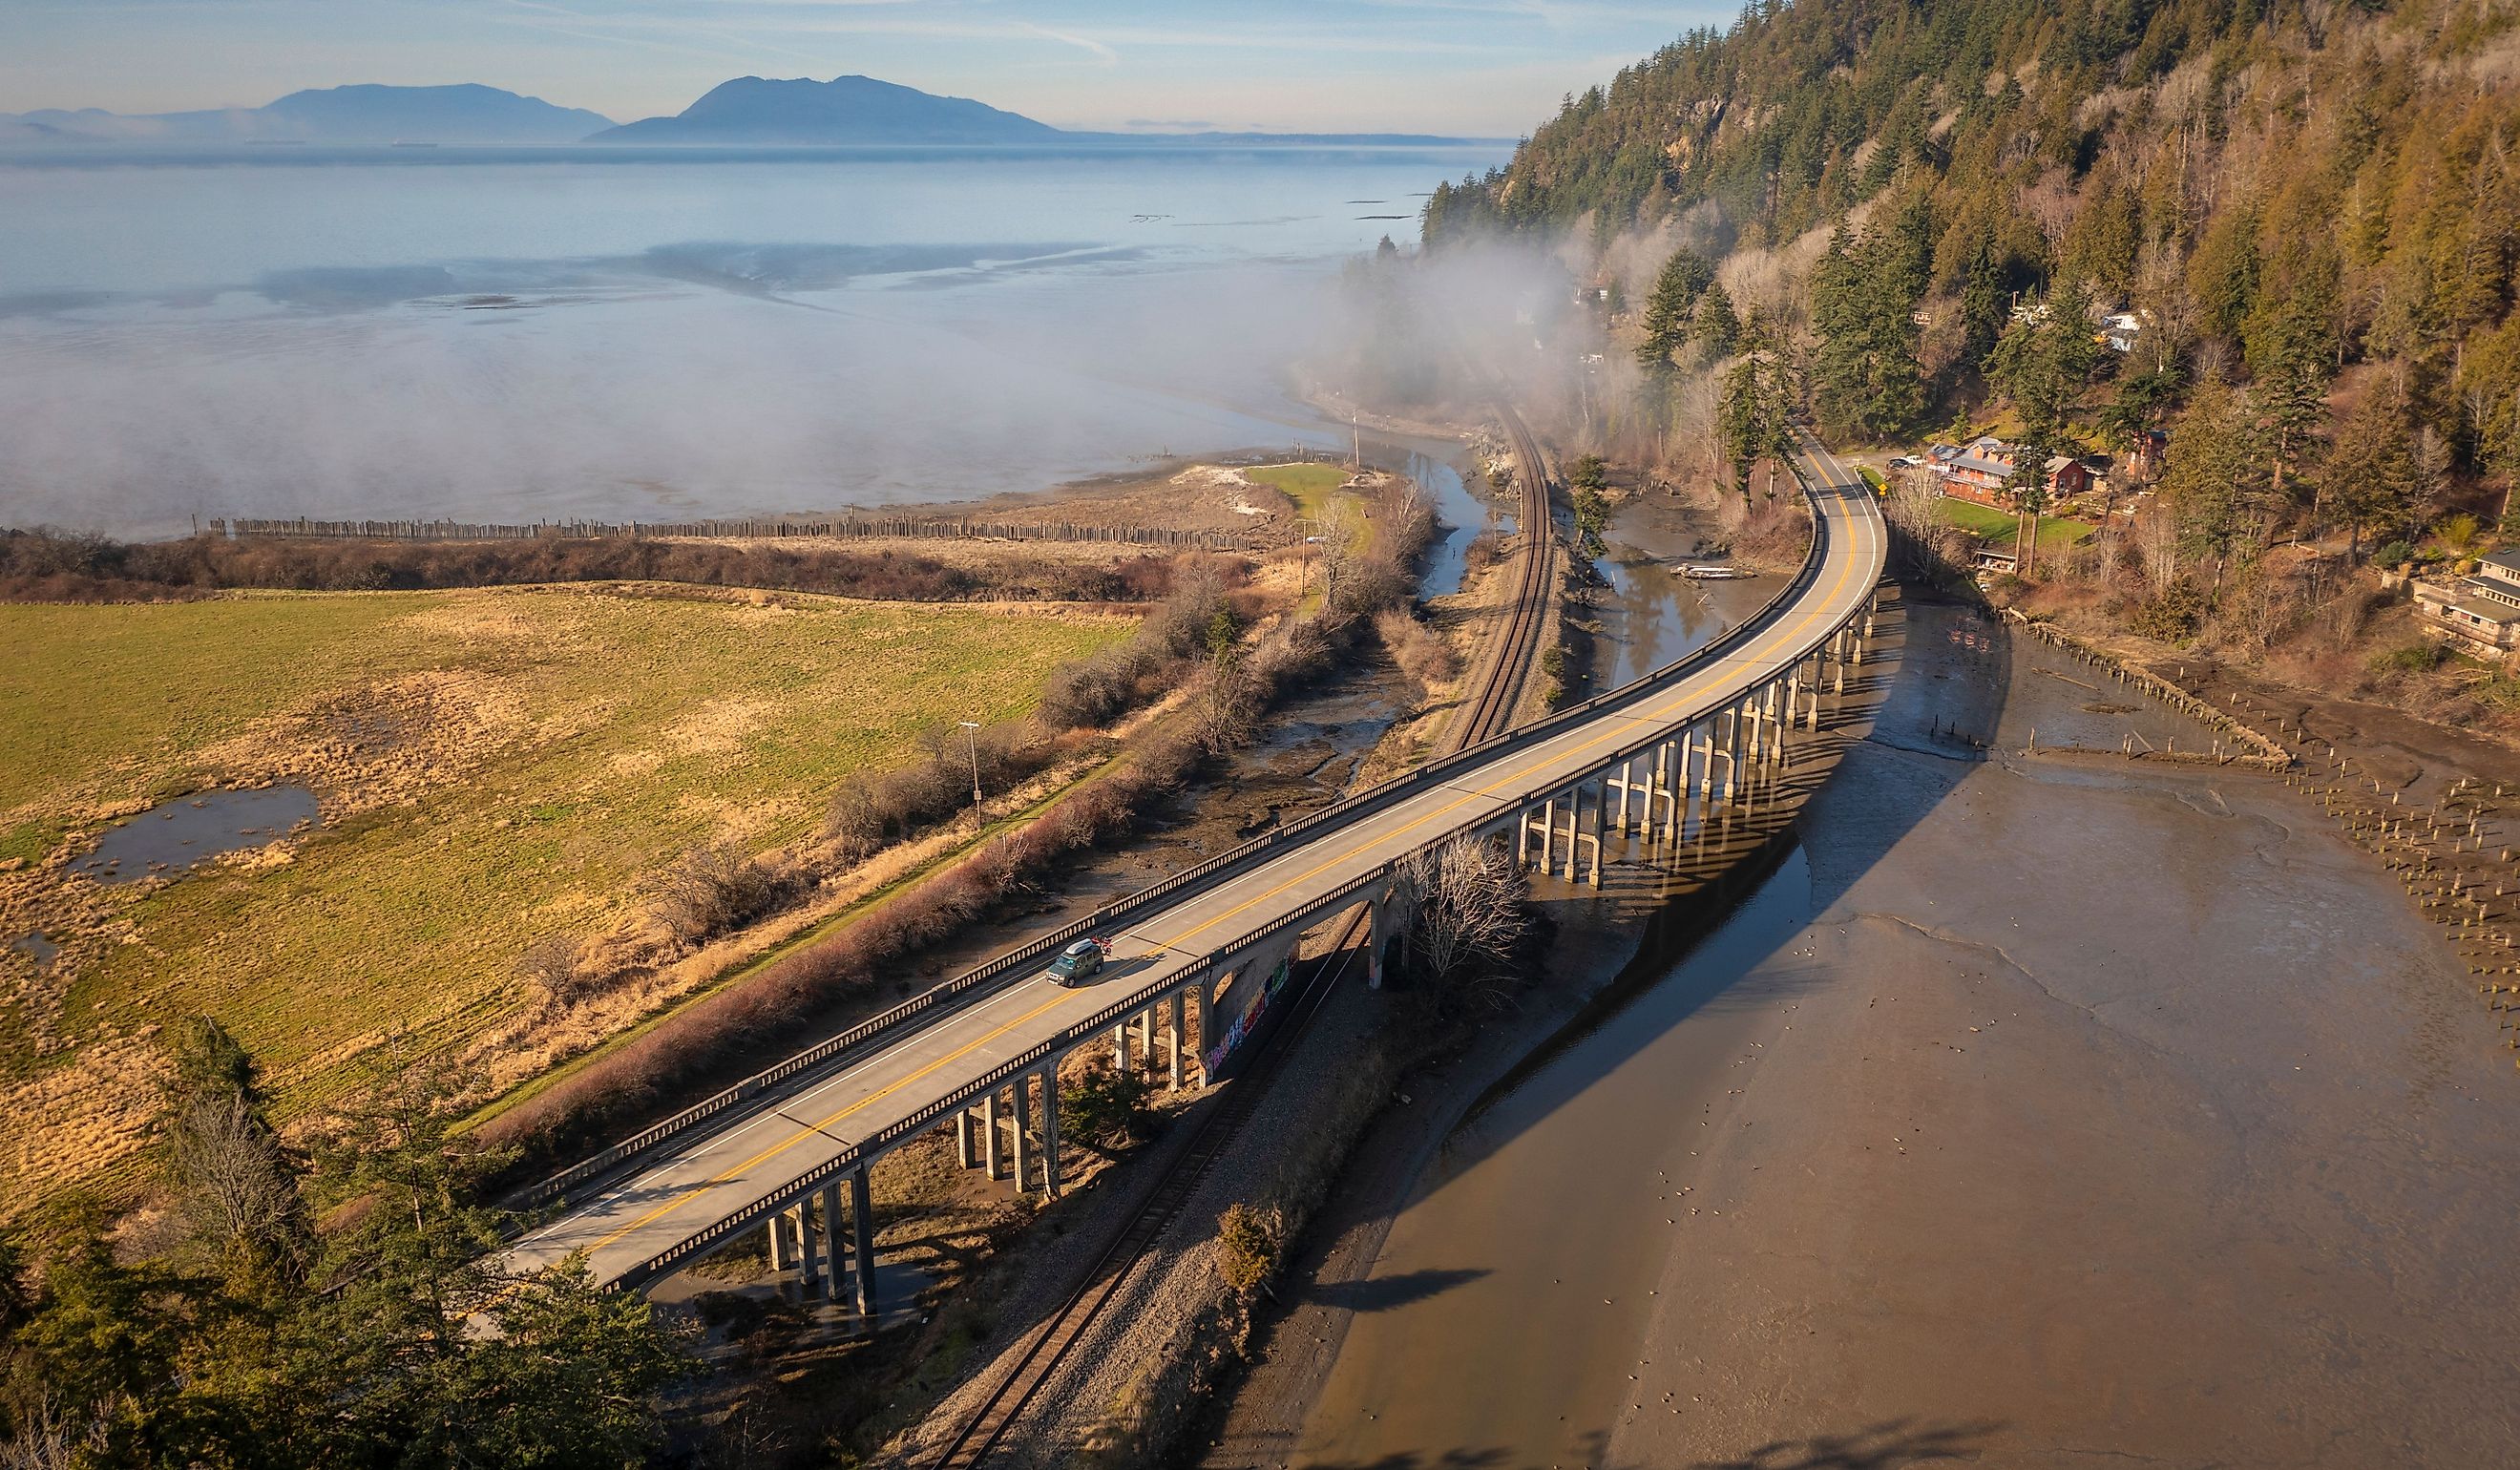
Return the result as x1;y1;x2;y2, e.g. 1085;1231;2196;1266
167;1090;306;1277
649;844;783;944
516;933;582;1005
0;1392;111;1470
2137;507;2182;598
1390;834;1529;997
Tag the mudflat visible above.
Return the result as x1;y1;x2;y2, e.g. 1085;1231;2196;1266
1275;598;2520;1469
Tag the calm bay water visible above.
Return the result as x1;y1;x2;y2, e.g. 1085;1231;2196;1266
0;145;1502;535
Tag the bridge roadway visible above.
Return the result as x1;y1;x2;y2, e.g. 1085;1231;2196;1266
502;442;1885;1290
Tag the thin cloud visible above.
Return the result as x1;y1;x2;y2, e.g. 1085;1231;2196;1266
1015;21;1118;67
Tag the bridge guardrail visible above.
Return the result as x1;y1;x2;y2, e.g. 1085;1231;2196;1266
614;935;1247;1288
521;452;1859;1216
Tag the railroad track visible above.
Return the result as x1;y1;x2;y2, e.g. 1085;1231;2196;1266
1448;399;1556;753
927;909;1371;1469
928;408;1551;1465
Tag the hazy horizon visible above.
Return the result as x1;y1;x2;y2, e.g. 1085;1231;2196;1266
3;0;1730;138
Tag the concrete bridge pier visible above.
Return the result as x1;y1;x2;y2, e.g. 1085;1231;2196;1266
956;1109;976;1169
767;1207;791;1272
982;1089;1005;1180
1111;1020;1128;1071
1037;1061;1061;1199
1010;1074;1033;1188
817;1181;847;1305
1133;1008;1156;1078
849;1166;876;1318
794;1198;822;1299
1167;990;1187;1082
1365;890;1390;989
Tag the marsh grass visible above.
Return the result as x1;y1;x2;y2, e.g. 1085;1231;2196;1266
0;585;1129;1201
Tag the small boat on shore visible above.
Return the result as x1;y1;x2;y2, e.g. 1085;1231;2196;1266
1674;562;1747;579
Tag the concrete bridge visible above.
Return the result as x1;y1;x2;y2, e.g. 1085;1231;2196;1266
497;440;1888;1310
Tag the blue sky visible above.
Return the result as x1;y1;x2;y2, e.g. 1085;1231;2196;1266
1;0;1728;136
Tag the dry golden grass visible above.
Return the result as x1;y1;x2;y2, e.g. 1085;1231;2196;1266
0;585;1129;1204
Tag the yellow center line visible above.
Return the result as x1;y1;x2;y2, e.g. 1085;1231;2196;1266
1144;476;1875;954
546;466;1880;1272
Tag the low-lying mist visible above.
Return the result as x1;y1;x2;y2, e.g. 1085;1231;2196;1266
0;149;1602;539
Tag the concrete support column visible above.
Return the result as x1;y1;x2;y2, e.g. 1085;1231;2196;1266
767;1208;790;1272
1834;628;1850;693
1366;897;1387;989
1134;1009;1154;1076
1516;801;1532;867
1112;1022;1127;1070
1613;754;1634;831
818;1182;846;1301
1039;1063;1062;1199
1722;707;1743;802
850;1166;876;1319
1168;990;1186;1083
1587;778;1606;887
982;1088;1004;1182
1644;744;1667;843
956;1109;976;1169
1805;656;1822;730
795;1201;821;1298
1559;788;1579;880
1010;1074;1032;1187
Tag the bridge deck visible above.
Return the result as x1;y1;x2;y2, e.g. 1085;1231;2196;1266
501;446;1885;1287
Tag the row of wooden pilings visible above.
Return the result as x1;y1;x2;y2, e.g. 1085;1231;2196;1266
1512;596;1880;886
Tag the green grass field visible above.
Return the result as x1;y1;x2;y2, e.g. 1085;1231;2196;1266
0;586;1128;1199
1246;463;1368;612
1244;462;1354;524
1938;497;2096;555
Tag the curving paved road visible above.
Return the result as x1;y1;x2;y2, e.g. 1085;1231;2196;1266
502;441;1886;1289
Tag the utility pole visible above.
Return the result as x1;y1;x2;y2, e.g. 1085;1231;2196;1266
958;721;982;806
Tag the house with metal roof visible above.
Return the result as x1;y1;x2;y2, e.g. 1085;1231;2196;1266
2412;550;2520;658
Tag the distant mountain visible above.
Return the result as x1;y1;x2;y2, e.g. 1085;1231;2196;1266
1;84;613;146
589;74;1498;148
591;75;1060;145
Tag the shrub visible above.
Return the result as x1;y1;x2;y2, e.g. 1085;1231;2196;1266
648;845;786;945
1213;1203;1281;1297
1375;607;1457;685
1060;1060;1157;1149
516;934;589;1007
2372;539;2413;569
2372;641;2448;674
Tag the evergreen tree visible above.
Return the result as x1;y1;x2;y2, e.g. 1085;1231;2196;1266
2247;297;2337;514
1636;248;1714;374
2327;373;2422;558
1959;234;2007;370
1692;280;1740;354
2160;374;2265;580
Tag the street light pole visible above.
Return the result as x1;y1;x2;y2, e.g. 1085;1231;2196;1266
958;720;982;806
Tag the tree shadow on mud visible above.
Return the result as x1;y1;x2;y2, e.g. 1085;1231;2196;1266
1301;1266;1488;1312
1690;1417;2005;1468
1284;1417;2000;1470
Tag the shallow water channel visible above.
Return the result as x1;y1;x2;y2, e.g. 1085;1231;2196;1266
71;785;320;883
1276;601;2520;1469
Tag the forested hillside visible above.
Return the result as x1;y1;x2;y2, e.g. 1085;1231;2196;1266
1422;0;2520;710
